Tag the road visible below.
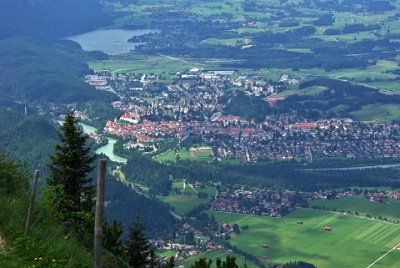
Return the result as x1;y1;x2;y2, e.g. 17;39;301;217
297;207;400;226
366;246;398;268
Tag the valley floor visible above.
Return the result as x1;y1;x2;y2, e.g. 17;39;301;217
209;209;400;268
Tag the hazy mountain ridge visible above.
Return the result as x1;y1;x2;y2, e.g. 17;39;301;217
0;0;112;39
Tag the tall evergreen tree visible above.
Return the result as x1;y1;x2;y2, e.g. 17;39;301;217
103;219;124;256
191;258;212;268
46;111;95;234
124;214;151;268
164;257;175;268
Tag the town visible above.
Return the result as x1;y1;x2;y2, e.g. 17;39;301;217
83;68;400;163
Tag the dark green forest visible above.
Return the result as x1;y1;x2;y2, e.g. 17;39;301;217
0;36;115;104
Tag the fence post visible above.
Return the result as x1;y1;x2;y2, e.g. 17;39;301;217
25;170;40;235
94;159;106;268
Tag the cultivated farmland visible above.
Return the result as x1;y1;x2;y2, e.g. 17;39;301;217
209;209;400;267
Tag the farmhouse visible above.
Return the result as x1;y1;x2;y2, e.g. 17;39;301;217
324;226;333;231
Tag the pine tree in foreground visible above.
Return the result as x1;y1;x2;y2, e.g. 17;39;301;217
46;111;95;236
124;214;151;268
103;219;124;256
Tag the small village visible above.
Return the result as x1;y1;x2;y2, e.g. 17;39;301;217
210;188;301;217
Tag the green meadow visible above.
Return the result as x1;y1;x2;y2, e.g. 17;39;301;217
154;148;213;163
157;194;209;215
310;196;400;222
157;180;216;215
209;210;400;268
350;104;400;123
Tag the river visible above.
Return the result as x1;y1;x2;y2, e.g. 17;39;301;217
66;29;158;55
80;123;127;164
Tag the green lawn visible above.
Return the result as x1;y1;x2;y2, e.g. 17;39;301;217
209;210;400;268
309;196;400;222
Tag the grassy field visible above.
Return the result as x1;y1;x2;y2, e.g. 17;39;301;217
309;196;400;221
209;210;400;268
276;86;327;97
350;104;400;123
155;149;191;162
155;148;213;163
157;194;209;215
158;250;178;257
157;180;216;215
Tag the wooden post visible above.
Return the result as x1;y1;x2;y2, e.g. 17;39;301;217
94;159;106;268
25;170;40;235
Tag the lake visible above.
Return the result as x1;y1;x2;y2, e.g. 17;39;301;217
66;29;158;55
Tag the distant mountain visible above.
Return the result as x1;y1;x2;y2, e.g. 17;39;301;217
0;0;112;39
0;36;114;104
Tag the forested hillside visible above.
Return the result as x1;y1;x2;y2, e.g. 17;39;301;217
0;106;58;174
0;0;112;39
105;177;178;238
0;37;114;104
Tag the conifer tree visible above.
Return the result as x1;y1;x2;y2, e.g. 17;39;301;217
191;258;212;268
164;257;175;268
124;214;151;268
103;220;124;256
46;111;95;234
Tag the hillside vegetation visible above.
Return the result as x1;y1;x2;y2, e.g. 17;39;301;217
0;36;115;104
0;154;92;267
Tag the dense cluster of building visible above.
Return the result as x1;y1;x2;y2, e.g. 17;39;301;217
210;188;300;217
305;189;400;203
85;68;400;162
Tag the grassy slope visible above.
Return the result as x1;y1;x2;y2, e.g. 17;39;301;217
209;210;400;268
0;193;92;267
